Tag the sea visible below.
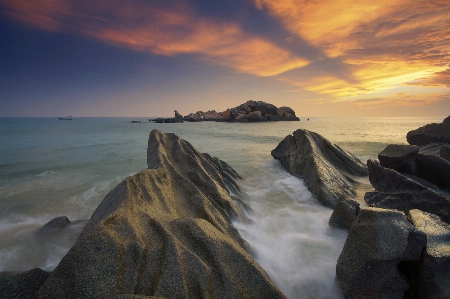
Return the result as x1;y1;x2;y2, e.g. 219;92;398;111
0;116;444;298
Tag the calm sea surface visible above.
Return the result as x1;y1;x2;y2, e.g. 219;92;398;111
0;116;444;298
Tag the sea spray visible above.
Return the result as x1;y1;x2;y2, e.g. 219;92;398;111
234;160;347;299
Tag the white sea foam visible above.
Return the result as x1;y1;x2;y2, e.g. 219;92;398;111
234;160;346;299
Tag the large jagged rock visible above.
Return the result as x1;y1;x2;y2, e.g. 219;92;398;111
36;130;285;299
408;209;450;299
365;159;450;224
329;199;360;230
0;268;50;299
378;144;419;175
336;208;426;299
406;116;450;145
417;152;450;192
271;129;368;208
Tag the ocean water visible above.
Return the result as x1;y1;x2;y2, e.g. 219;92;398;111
0;116;444;298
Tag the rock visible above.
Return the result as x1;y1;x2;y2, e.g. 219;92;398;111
417;153;450;191
174;110;183;119
271;129;368;208
39;216;71;230
234;114;248;122
365;159;450;224
267;114;281;121
408;209;450;299
247;111;262;122
277;106;296;117
407;116;450;145
378;144;419;175
329;200;360;230
336;208;426;299
441;145;450;161
36;130;284;299
0;268;50;299
419;143;447;156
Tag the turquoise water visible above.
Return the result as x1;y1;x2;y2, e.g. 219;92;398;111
0;116;444;298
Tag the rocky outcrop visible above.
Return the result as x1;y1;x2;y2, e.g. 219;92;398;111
408;209;450;299
174;110;183;119
417;153;450;192
0;268;50;299
442;145;450;161
271;129;368;208
406;115;450;145
336;208;426;299
179;100;300;123
365;159;450;224
35;130;284;299
378;144;419;175
329;200;360;230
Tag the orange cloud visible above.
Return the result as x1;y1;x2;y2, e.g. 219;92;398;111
0;0;308;77
351;92;449;108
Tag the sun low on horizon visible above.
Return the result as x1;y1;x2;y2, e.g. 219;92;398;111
0;0;449;117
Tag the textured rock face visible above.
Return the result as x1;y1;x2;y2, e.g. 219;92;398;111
174;110;183;119
336;208;426;299
378;144;419;175
36;130;285;299
406;115;450;145
366;159;450;224
442;145;450;161
408;209;450;299
0;268;49;299
271;129;368;208
417;153;450;191
329;200;360;230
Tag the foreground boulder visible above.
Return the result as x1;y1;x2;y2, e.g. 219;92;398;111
416;152;450;192
0;268;49;299
336;208;426;299
36;130;285;299
408;209;450;299
406;116;450;145
271;129;368;208
365;159;450;224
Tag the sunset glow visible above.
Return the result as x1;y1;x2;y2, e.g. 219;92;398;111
1;0;449;116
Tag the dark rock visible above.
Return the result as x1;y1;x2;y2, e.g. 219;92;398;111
417;153;450;191
378;144;419;175
154;118;183;123
174;110;183;119
419;143;447;156
408;209;450;299
441;145;450;161
40;216;71;230
247;111;262;122
271;129;368;208
130;121;142;123
329;200;360;230
366;159;450;223
277;106;296;117
36;130;284;299
0;268;50;299
336;208;426;299
234;114;249;122
267;114;281;121
407;116;450;145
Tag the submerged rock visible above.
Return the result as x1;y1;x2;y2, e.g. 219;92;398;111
271;129;368;208
0;268;50;299
36;130;284;299
406;115;450;145
336;208;426;299
408;209;450;299
329;200;360;230
366;159;450;224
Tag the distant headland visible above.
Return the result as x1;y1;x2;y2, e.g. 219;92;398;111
150;100;300;123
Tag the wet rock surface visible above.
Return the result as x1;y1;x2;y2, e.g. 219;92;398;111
329;200;360;230
378;144;419;175
35;130;285;299
272;129;368;208
336;208;426;299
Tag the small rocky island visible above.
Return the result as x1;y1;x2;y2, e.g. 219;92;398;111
152;100;300;123
272;115;450;299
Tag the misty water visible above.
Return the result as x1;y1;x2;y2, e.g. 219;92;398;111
0;116;443;298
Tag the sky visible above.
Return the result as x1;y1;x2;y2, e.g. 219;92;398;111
0;0;449;117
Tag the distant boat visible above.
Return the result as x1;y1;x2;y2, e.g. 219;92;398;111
58;116;73;120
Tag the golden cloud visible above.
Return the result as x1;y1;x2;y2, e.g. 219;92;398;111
0;0;308;77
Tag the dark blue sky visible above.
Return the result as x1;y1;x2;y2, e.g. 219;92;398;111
1;0;449;117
